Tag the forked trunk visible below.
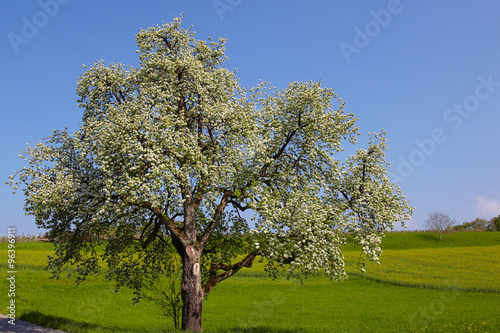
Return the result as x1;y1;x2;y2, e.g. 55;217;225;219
181;245;203;331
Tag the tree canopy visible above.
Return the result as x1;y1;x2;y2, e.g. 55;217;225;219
9;16;413;331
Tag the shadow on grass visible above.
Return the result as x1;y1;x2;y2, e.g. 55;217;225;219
208;328;307;333
19;311;100;332
19;311;170;332
19;312;306;333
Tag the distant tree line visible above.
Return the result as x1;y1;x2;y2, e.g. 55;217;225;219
453;215;500;232
0;234;41;243
424;212;499;241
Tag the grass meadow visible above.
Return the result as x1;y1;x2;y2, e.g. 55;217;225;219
1;232;499;333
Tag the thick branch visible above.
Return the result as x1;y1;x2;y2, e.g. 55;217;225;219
202;251;257;295
138;201;187;246
197;190;233;251
228;199;252;212
192;173;210;212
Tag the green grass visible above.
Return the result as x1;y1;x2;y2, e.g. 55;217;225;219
344;231;500;251
202;275;500;333
1;232;499;332
344;245;500;293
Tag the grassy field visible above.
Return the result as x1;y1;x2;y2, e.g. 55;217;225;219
342;232;500;293
1;232;499;332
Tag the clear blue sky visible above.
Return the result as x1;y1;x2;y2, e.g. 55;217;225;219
1;0;500;236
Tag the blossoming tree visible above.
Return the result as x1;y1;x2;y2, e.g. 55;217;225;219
10;17;413;331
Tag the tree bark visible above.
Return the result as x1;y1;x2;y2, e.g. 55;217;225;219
181;245;203;331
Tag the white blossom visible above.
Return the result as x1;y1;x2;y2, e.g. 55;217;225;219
8;16;413;293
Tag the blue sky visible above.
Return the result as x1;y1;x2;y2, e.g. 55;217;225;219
1;0;500;236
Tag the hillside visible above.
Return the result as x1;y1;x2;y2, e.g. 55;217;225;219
1;231;499;332
342;231;500;293
343;231;500;252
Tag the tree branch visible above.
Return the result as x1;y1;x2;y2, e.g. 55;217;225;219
197;190;233;251
138;213;155;247
138;201;187;246
228;199;252;212
202;251;257;295
259;130;296;177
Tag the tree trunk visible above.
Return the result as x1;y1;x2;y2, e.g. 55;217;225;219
181;245;203;331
